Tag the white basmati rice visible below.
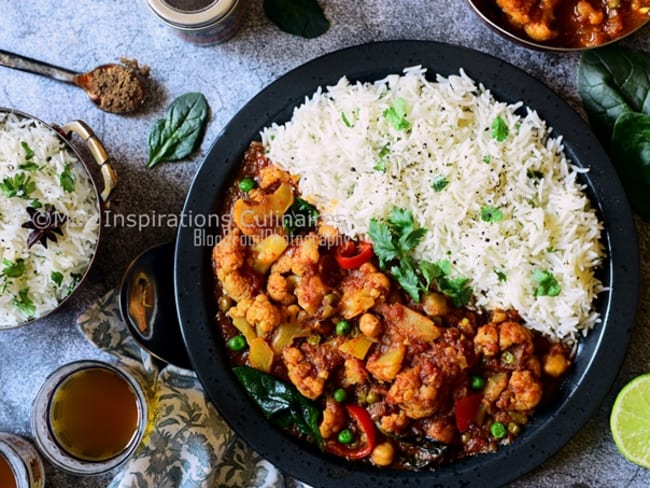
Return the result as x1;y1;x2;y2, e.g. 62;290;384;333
260;67;605;341
0;112;100;327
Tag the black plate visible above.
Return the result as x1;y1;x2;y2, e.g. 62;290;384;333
175;41;639;487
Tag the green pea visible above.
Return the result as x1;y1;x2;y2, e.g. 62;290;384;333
336;320;351;336
333;388;347;403
227;335;247;352
239;177;256;192
490;421;507;439
338;429;354;444
470;375;485;390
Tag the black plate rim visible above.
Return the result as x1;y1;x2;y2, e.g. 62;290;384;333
175;40;639;487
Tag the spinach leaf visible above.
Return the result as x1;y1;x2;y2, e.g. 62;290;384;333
147;92;209;169
264;0;329;38
578;46;650;142
233;365;323;448
610;112;650;218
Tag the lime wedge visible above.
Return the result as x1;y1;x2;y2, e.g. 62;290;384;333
610;373;650;468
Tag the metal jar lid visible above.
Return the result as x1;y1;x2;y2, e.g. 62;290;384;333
147;0;236;28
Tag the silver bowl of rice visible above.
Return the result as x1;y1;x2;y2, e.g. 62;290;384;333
0;108;116;329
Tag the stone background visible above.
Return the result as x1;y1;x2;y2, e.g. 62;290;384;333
1;1;649;486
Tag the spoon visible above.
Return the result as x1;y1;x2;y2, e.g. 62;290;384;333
0;49;147;114
119;241;192;370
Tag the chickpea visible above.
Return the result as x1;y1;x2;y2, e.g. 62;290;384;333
371;441;395;467
359;313;383;338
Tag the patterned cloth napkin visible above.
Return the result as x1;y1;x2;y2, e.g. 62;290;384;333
76;290;297;488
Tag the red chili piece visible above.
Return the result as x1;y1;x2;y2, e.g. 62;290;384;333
454;393;484;433
326;404;377;460
334;241;374;269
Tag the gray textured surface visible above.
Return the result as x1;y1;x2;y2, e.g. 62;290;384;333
0;1;649;486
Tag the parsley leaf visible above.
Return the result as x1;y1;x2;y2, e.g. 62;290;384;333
21;141;35;160
341;112;353;128
12;288;36;317
2;258;26;278
532;270;561;297
284;197;319;235
383;98;410;131
0;173;36;199
368;207;472;305
491;116;509;142
481;206;504;223
51;271;64;286
432;175;449;192
60;164;75;193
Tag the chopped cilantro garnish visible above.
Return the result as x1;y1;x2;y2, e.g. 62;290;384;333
13;288;36;317
30;199;42;209
368;207;472;305
383;98;410;131
2;258;26;278
18;162;39;171
284;197;319;235
60;164;76;193
341;112;353;128
483;155;492;164
374;144;390;172
373;160;387;172
532;270;561;297
495;270;507;282
0;173;36;199
66;273;84;297
51;271;64;286
491;116;509;142
21;141;34;160
432;175;449;192
481;206;503;223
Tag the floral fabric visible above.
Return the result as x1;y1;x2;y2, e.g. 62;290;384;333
76;290;286;488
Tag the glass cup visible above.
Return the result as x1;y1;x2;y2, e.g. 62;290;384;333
0;433;45;488
31;360;148;475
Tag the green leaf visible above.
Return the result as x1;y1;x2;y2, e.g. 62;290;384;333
436;259;452;276
387;207;415;232
368;218;399;267
420;260;443;290
532;269;561;297
390;263;421;302
12;288;36;317
147;92;210;169
284;197;319;235
263;0;329;38
480;206;504;223
610;111;650;218
432;175;449;192
482;155;492;164
438;276;472;307
60;163;75;193
373;160;386;172
0;173;36;199
19;162;39;171
233;365;323;448
398;227;427;253
51;271;64;286
383;98;411;131
21;141;34;160
495;270;507;282
2;258;25;278
578;46;650;143
491;116;509;142
341;112;353;128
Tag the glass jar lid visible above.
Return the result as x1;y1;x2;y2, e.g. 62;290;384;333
147;0;235;28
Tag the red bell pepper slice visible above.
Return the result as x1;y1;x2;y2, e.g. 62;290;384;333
334;241;374;269
326;404;377;460
454;393;483;432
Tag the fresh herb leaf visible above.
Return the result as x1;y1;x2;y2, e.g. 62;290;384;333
532;269;561;297
2;258;25;278
368;208;471;305
147;92;210;169
30;199;42;209
12;288;36;317
233;365;323;448
495;270;507;282
60;163;75;193
432;175;449;192
263;0;329;38
374;144;390;172
284;197;319;235
21;141;34;160
491;116;509;142
0;173;36;199
378;144;391;158
373;160;387;172
383;98;411;131
481;206;504;223
18;162;39;171
51;271;64;286
341;112;353;128
482;155;492;164
66;272;83;297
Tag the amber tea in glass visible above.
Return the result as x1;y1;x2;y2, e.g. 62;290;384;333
32;360;147;475
0;451;17;488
